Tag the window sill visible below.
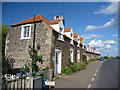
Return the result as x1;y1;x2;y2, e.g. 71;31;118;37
20;37;31;40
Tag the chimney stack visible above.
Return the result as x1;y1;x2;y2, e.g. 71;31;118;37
54;16;65;26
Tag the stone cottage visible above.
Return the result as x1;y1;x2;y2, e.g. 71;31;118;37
5;15;100;75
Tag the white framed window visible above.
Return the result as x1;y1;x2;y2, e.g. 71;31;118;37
20;24;31;39
70;49;74;62
58;34;64;41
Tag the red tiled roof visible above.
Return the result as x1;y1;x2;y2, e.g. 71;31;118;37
73;33;79;37
80;37;83;40
12;15;74;40
13;15;61;32
49;20;61;24
64;28;72;32
14;15;47;25
13;15;60;25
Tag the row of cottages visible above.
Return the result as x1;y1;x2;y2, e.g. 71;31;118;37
5;15;100;75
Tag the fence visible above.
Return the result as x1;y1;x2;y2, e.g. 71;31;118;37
2;74;43;89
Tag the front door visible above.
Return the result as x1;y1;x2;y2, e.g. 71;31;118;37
55;50;62;75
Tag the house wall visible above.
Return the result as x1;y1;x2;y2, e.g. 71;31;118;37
51;31;71;69
70;41;78;63
5;22;53;69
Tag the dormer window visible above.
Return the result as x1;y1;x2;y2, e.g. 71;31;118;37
58;27;64;41
60;27;63;33
21;24;31;39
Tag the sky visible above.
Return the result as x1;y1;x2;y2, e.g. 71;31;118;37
2;2;118;57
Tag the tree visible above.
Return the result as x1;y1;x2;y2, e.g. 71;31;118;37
28;44;43;72
104;56;108;59
2;25;10;57
2;25;11;74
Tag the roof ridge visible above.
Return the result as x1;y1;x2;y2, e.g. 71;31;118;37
13;14;61;26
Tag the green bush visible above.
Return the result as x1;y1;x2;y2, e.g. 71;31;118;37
62;63;87;75
62;66;73;75
89;59;98;62
82;55;88;64
2;57;11;74
104;56;108;59
54;76;61;79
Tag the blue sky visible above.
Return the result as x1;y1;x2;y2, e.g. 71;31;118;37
2;2;118;56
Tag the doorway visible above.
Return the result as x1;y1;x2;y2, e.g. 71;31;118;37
55;49;62;75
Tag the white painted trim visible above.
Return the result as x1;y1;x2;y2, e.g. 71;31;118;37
55;49;62;74
77;50;80;62
20;24;32;40
70;48;74;62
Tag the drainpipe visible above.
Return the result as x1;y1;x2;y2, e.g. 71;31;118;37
32;15;36;73
33;15;36;49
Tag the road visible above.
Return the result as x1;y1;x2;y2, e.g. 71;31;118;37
54;59;118;88
91;59;118;88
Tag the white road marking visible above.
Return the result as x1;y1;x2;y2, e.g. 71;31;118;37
92;78;95;82
88;84;91;88
88;63;102;88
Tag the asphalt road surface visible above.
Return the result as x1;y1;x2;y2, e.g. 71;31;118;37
54;61;103;88
54;59;119;88
91;59;118;88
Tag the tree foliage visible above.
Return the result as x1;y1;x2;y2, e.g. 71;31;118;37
28;44;43;72
2;25;11;74
2;25;10;57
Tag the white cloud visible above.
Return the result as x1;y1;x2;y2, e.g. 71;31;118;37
94;2;118;15
85;18;116;31
88;40;116;49
84;25;97;31
88;39;117;56
81;34;102;39
112;34;118;37
103;40;116;44
105;44;111;48
89;39;104;48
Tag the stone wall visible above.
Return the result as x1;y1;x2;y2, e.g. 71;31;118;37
51;31;81;69
51;31;71;68
5;21;52;69
84;51;100;61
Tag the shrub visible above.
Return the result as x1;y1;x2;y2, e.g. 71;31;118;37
54;76;61;79
62;63;87;75
89;59;98;62
104;56;108;59
82;55;88;63
62;66;73;75
2;57;11;74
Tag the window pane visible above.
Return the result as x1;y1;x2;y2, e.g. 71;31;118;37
60;27;62;33
24;26;27;37
27;26;30;37
23;26;30;37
